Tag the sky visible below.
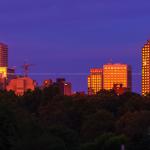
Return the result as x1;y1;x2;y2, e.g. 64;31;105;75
0;0;150;93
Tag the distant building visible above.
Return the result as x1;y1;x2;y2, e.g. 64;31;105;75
0;67;15;90
142;40;150;95
88;68;103;95
0;78;6;90
0;43;16;89
56;78;72;96
0;67;7;78
103;63;132;91
64;82;72;96
88;63;132;95
113;84;130;95
73;91;85;96
42;79;53;88
6;77;36;96
0;43;8;67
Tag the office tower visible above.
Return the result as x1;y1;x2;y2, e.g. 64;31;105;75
0;43;8;89
142;40;150;95
88;68;103;95
0;43;16;90
0;43;8;67
56;78;72;96
103;63;132;91
6;77;36;96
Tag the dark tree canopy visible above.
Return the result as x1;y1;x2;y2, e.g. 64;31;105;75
0;89;149;150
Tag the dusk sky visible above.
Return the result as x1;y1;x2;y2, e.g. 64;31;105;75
0;0;150;93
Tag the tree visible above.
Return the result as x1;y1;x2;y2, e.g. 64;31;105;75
81;110;115;142
80;133;127;150
13;133;66;150
0;104;17;150
117;111;150;150
47;126;79;150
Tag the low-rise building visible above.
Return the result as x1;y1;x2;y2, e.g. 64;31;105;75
6;77;36;96
56;78;72;96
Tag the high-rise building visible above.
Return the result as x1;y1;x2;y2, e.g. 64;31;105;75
88;64;132;95
0;43;14;89
88;68;103;95
103;63;132;91
142;40;150;95
0;43;8;67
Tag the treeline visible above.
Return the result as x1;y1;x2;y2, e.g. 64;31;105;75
0;86;150;150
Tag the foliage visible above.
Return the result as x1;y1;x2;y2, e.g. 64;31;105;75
0;89;150;149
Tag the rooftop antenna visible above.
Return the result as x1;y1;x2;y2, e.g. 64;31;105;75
109;58;113;64
21;62;34;77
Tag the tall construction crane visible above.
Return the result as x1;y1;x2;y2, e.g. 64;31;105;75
21;63;34;77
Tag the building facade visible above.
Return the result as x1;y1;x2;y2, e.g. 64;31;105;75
0;43;16;89
142;40;150;95
88;68;103;95
6;77;36;96
56;78;72;96
64;82;72;96
0;43;8;67
88;64;132;95
103;64;132;91
0;67;15;90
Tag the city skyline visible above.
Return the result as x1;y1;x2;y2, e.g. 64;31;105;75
0;1;150;150
0;41;139;94
0;39;143;94
1;0;150;93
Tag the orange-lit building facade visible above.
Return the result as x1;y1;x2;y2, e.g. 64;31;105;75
0;42;9;89
0;67;7;78
0;43;8;67
142;40;150;95
88;64;132;95
103;64;132;91
0;67;15;89
88;68;103;95
6;77;36;96
0;43;16;89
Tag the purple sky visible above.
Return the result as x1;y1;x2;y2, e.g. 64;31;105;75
0;0;150;93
